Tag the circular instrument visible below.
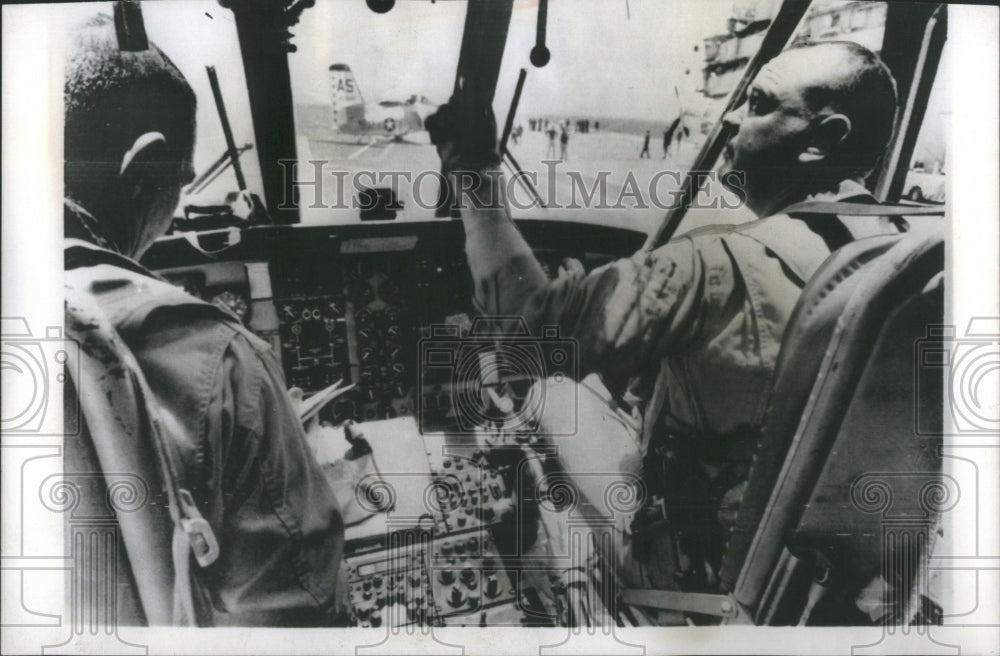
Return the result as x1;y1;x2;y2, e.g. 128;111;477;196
210;290;249;321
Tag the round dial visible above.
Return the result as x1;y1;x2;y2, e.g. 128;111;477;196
210;291;249;321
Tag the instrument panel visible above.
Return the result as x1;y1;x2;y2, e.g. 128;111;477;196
150;220;643;427
146;220;647;628
277;296;350;391
267;249;471;424
333;418;550;628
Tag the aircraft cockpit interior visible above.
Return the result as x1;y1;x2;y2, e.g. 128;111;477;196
64;0;952;630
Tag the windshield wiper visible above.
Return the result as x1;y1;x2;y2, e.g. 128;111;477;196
207;65;248;192
500;68;545;209
189;65;271;227
186;144;254;197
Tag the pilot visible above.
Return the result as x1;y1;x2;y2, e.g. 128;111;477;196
428;41;901;603
63;15;346;626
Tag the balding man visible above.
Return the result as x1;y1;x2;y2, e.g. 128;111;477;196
63;15;345;626
428;42;902;606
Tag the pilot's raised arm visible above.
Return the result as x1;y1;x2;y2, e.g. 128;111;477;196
457;186;708;384
427;109;709;385
429;42;905;595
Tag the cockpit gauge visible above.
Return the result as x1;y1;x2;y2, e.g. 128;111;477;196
211;290;250;321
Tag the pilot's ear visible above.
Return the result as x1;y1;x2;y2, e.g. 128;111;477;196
119;132;167;183
799;113;851;164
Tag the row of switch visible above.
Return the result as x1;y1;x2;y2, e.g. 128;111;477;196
348;564;433;628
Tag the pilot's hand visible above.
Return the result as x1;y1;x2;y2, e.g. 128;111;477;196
557;257;586;280
426;99;501;172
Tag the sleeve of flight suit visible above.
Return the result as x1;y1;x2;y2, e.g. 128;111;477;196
128;312;346;626
201;330;347;626
471;238;714;382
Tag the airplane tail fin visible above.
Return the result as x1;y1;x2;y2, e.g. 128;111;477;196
329;63;363;128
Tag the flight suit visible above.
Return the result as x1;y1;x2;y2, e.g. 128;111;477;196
466;179;901;591
64;201;346;626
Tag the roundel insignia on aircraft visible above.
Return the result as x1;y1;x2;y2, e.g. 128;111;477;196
383;117;397;133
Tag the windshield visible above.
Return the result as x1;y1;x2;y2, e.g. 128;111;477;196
904;32;950;205
89;0;946;231
287;0;738;228
283;0;946;231
495;0;740;232
288;1;466;225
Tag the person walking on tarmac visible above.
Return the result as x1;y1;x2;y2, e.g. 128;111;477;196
546;124;558;159
639;129;652;158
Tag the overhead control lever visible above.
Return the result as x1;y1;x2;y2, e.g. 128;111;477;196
114;0;148;51
435;0;515;218
530;0;550;67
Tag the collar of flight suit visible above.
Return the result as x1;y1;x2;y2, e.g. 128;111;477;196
65;231;238;334
777;178;889;240
783;178;875;209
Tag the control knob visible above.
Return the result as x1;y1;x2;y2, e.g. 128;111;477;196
460;567;477;589
485;576;501;599
447;587;466;608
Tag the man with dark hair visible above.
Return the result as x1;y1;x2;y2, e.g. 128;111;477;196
64;15;197;258
63;15;346;626
427;41;902;607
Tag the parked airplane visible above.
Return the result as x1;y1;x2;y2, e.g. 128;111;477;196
329;63;436;141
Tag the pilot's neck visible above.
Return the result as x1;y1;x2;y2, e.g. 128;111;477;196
750;187;806;219
751;177;857;219
64;195;135;257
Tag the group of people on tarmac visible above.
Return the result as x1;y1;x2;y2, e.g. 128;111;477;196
64;7;905;627
494;117;570;160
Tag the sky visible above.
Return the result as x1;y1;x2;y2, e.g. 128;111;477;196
289;0;734;122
